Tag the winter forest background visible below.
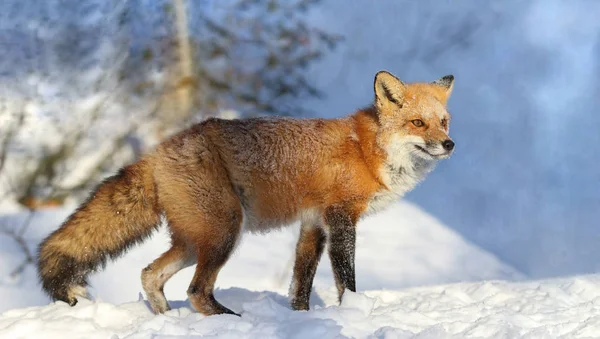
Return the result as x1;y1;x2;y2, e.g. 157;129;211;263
1;0;600;315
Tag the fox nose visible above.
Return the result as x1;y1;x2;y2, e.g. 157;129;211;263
442;139;455;151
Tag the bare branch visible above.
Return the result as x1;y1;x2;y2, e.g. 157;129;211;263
0;102;26;174
0;210;36;278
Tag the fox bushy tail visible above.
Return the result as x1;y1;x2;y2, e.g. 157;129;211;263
37;159;161;305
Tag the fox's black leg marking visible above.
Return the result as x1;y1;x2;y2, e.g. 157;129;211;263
325;206;357;303
290;225;326;310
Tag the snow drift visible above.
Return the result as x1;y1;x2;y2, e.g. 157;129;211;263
2;275;600;338
0;200;532;337
0;201;520;312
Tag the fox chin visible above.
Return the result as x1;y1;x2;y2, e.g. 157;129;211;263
37;70;455;316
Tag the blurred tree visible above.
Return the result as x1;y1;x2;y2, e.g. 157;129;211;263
189;0;342;117
169;0;194;126
140;0;342;136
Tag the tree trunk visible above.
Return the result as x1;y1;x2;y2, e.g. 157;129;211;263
173;0;194;119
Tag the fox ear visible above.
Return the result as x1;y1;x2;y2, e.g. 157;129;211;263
374;71;406;108
432;75;454;97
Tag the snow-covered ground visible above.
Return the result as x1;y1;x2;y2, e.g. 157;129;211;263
0;201;534;337
3;275;600;338
1;201;598;338
0;201;520;311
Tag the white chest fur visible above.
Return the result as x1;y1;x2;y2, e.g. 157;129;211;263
365;155;436;215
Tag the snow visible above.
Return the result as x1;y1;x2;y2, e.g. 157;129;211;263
3;275;600;338
0;201;520;311
0;201;532;337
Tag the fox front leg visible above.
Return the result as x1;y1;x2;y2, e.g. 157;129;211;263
290;225;327;310
324;205;357;303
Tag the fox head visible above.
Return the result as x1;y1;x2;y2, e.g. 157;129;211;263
373;71;455;163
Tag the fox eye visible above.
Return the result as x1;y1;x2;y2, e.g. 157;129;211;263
411;119;424;127
441;118;448;129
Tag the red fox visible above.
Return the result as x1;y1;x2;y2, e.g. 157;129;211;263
37;71;455;316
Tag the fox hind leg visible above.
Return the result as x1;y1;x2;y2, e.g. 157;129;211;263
142;236;195;314
186;207;243;316
158;181;244;315
154;146;245;316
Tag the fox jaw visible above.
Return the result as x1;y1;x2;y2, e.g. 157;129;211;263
374;71;455;171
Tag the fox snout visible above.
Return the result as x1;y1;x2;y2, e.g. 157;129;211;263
417;138;455;159
442;139;455;151
434;138;455;156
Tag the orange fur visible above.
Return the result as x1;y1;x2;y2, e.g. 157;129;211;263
37;71;455;315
